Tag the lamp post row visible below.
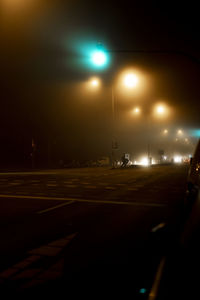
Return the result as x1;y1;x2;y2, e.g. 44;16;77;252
89;45;199;167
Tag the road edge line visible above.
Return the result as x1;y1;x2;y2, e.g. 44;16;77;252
148;256;166;300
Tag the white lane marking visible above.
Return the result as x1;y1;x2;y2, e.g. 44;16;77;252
37;201;75;214
151;222;166;233
148;257;166;300
0;194;166;207
65;184;77;187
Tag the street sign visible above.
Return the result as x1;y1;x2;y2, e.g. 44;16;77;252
125;153;130;160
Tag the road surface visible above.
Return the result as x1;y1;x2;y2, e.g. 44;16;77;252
0;164;189;297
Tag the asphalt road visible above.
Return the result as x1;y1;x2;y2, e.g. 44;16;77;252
0;164;189;297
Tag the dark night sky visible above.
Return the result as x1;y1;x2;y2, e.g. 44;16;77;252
1;0;200;166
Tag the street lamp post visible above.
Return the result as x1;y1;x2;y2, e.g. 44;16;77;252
111;73;140;167
147;115;152;165
147;104;169;165
89;72;139;168
111;85;118;167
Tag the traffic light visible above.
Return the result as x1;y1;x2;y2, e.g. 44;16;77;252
91;50;108;67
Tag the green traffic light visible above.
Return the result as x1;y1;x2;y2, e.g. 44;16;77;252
91;50;108;68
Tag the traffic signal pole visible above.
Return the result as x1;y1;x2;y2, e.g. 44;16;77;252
111;84;118;168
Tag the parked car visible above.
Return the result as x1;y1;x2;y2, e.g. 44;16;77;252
156;139;200;299
184;139;200;213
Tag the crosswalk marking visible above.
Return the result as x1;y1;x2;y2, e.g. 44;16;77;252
0;233;77;290
84;185;97;189
65;184;77;188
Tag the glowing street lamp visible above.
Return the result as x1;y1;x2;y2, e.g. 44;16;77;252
177;129;183;136
147;104;170;165
156;105;165;115
153;103;169;119
85;77;101;92
123;73;139;88
132;107;141;115
163;129;168;134
90;77;100;87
